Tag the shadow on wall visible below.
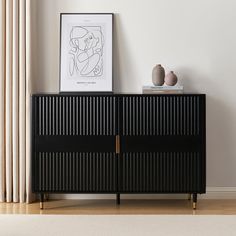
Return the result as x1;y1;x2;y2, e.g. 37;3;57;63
206;95;236;185
178;67;236;186
113;13;122;92
177;67;204;94
113;13;135;93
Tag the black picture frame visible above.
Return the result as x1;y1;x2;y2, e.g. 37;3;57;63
59;13;114;93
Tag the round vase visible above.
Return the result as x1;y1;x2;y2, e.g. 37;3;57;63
152;64;165;86
165;71;178;86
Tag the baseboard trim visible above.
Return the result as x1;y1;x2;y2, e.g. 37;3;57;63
202;187;236;199
48;187;236;200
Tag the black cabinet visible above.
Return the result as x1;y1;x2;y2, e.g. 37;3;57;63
32;94;206;209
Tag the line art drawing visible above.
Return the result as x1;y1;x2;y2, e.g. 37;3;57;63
68;26;104;78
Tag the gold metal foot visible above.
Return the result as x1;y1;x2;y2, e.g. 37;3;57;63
40;201;44;210
188;194;191;200
193;202;196;210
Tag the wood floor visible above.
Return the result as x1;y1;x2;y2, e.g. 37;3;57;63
1;199;236;215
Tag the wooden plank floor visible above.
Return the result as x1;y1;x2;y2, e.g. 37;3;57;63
1;199;236;215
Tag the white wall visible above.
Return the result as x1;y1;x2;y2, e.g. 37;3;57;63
31;0;236;188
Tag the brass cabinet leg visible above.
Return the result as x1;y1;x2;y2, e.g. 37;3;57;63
188;194;191;200
40;194;44;210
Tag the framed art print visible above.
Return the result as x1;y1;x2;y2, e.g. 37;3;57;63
60;13;113;92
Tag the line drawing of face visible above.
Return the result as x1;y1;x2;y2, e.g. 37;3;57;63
68;26;104;77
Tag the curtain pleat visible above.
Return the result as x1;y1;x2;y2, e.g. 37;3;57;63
12;0;19;203
6;0;13;203
0;0;32;203
19;0;26;203
0;0;6;203
25;0;32;203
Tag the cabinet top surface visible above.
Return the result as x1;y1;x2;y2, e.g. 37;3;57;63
32;93;205;97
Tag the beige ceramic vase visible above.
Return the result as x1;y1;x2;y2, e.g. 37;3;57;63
165;71;178;86
152;64;165;86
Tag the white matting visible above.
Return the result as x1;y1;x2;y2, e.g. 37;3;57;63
0;215;236;236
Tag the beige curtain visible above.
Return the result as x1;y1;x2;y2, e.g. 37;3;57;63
0;0;32;203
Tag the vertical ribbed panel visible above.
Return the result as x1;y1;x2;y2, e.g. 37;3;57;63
36;96;117;136
33;95;117;193
32;94;205;195
34;152;117;192
120;95;205;193
122;95;201;136
121;152;202;193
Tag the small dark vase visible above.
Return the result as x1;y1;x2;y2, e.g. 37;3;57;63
152;64;165;86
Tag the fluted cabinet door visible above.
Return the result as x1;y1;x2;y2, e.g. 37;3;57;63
32;95;118;193
32;94;206;196
120;95;206;193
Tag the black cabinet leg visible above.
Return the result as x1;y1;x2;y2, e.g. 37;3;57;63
193;193;197;210
116;194;120;205
40;194;44;210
